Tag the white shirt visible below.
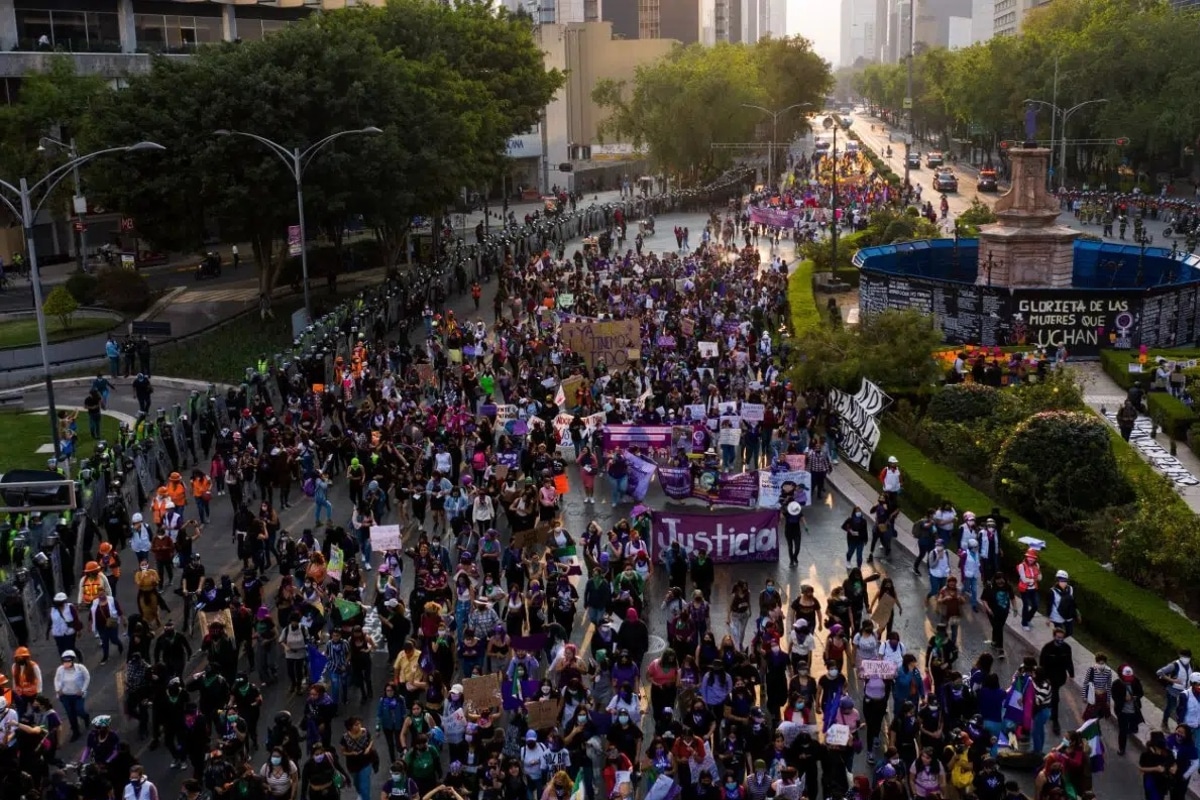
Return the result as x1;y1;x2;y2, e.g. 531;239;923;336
50;604;77;637
521;742;549;779
54;663;91;696
123;780;158;800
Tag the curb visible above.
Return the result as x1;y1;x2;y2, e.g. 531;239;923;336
825;460;1189;777
137;286;188;322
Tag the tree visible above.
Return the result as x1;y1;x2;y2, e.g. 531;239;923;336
82;2;563;293
956;198;997;236
43;284;78;329
594;37;831;181
787;309;944;390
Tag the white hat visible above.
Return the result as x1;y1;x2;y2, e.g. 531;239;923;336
787;501;802;515
53;592;67;603
131;512;143;523
1055;570;1069;580
1189;672;1200;685
963;511;976;521
164;501;175;509
966;538;978;548
62;650;76;660
887;456;898;464
451;683;464;695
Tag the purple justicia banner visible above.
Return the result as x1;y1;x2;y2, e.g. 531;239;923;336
603;425;675;450
749;207;800;228
650;509;780;563
658;466;693;499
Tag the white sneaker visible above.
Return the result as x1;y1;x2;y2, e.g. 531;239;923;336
845;559;852;569
363;563;372;571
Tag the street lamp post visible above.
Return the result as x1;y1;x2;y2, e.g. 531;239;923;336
741;103;812;188
214;127;383;322
0;141;166;457
824;116;841;272
1022;97;1108;189
37;137;87;274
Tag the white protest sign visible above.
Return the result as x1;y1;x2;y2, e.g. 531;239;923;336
740;403;765;423
825;724;850;747
369;525;403;552
757;470;812;508
719;427;741;446
685;404;708;422
860;659;898;679
698;341;719;358
496;404;519;425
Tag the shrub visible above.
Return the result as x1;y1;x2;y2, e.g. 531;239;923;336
927;383;1000;422
1146;392;1197;440
787;260;821;335
64;271;98;306
868;428;1200;672
95;267;152;314
993;411;1129;529
42;285;79;329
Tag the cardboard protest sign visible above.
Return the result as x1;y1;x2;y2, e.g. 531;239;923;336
415;364;435;385
525;699;560;730
681;318;695;337
462;673;502;712
871;593;896;630
561;318;641;369
559;376;583;406
512;520;555;550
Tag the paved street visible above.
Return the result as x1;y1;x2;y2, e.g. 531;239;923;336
4;191;1153;800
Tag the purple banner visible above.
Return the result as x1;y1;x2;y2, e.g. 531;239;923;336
749;207;801;228
497;450;521;469
650;509;780;563
603;425;675;450
626;453;658;501
656;335;677;349
714;471;758;506
658;466;693;499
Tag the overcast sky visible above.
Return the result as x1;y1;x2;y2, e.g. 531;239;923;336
790;0;840;69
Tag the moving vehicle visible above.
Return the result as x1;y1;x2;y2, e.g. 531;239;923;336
814;138;832;155
195;251;222;280
977;168;998;191
845;141;860;154
926;151;945;168
933;168;958;192
906;152;921;169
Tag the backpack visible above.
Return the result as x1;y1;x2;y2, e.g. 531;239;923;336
1054;586;1077;619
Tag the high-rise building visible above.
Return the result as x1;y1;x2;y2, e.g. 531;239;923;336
914;0;972;49
764;0;786;37
604;0;640;37
841;0;880;66
993;0;1051;36
533;0;603;23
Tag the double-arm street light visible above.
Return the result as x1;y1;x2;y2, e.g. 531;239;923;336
1022;97;1108;189
0;140;166;458
214;127;383;322
37;137;87;275
741;103;812;188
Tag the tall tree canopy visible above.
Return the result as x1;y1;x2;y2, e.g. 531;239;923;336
852;0;1199;185
77;0;562;292
593;36;832;180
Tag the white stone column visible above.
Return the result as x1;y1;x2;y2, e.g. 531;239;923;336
118;0;136;53
221;4;237;42
0;0;19;51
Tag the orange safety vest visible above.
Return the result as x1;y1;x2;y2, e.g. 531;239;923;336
192;476;212;501
1017;561;1040;592
13;665;39;697
166;480;187;507
81;575;104;603
151;495;170;525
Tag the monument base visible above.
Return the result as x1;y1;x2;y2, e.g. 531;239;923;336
977;223;1079;289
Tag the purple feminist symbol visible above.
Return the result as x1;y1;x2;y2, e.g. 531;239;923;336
1024;104;1038;144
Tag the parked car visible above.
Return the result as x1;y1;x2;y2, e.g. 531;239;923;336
933;169;958;192
978;168;998;191
926;151;945;168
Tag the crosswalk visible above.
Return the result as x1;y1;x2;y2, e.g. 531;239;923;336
178;287;262;303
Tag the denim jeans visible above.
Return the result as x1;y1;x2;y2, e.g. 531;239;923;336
60;693;88;735
357;528;372;565
97;624;123;660
314;498;333;525
1031;707;1051;754
609;474;627;505
962;576;979;610
352;765;372;800
927;574;947;598
196;497;210;524
846;538;865;567
88;414;102;439
1021;589;1039;626
328;670;347;705
720;444;736;470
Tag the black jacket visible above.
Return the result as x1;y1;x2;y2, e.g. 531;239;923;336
1038;639;1076;686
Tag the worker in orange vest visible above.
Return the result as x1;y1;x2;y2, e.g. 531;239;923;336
150;486;171;526
97;541;122;593
1016;547;1043;631
191;469;213;525
165;471;187;510
0;674;12;710
78;560;112;605
11;646;42;716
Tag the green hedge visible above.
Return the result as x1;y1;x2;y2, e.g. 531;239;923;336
787;260;822;335
868;427;1200;670
1099;347;1200;390
1147;392;1198;440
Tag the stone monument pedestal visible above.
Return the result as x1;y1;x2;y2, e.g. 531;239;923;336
976;146;1078;288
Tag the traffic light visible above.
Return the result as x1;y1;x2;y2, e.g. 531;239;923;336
1115;137;1130;147
999;140;1011;151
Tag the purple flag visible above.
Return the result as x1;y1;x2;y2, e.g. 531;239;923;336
649;509;780;563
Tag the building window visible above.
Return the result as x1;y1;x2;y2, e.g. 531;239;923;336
14;7;121;52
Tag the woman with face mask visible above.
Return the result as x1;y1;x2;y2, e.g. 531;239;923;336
300;743;349;800
259;746;298;798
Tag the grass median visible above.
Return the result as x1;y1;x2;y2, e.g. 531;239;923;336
0;316;116;350
0;409;122;473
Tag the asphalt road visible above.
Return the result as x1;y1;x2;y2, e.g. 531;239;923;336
10;189;1150;800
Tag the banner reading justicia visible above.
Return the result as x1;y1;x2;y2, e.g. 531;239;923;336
650;509;780;563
